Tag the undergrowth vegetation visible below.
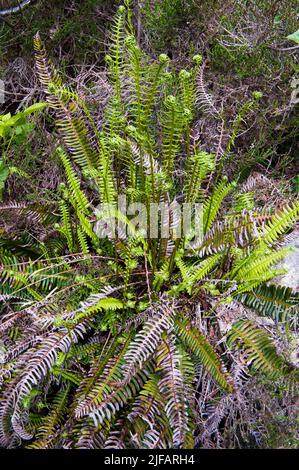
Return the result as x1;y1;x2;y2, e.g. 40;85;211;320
0;1;298;449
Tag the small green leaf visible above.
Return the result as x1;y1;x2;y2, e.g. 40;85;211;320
287;30;299;44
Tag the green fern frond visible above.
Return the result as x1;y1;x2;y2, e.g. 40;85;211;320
175;317;232;391
184;151;215;204
175;253;222;294
231;246;292;284
203;178;235;233
197;211;258;257
34;35;99;171
232;192;255;213
1;2;296;451
227;320;293;379
156;333;189;448
27;385;71;449
59;199;75;252
161;95;187;181
237;284;299;323
107;5;127;101
127;374;171;448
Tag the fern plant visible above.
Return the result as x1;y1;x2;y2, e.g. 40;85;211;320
0;2;298;449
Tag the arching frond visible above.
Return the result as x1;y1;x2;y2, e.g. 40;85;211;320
175;317;232;391
227;320;293;379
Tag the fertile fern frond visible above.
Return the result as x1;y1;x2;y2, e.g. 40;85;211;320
156;333;189;447
33;32;63;98
236;284;299;324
